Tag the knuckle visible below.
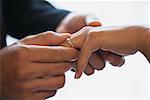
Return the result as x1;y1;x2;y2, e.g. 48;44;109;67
15;67;29;80
45;31;54;36
82;26;92;31
20;35;34;43
88;31;97;38
19;93;29;99
15;70;24;80
42;31;54;42
64;63;72;70
49;90;57;97
11;65;20;79
13;82;22;91
43;31;52;37
58;75;65;89
12;46;30;80
55;63;71;75
19;82;32;92
25;35;35;40
13;45;30;60
14;82;29;92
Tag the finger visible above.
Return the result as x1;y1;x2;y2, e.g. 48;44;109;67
32;90;56;99
21;31;71;46
24;75;65;92
84;64;95;76
100;51;125;67
76;39;93;79
28;46;78;62
70;63;95;76
28;62;72;79
61;27;92;48
70;62;95;76
89;52;105;70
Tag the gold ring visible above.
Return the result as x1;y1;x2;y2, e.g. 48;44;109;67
66;38;74;48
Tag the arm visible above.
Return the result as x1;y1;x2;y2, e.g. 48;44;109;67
0;0;6;48
3;0;101;39
3;0;107;77
139;28;150;62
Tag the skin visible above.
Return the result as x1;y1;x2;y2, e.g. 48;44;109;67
0;12;137;99
0;12;104;99
61;26;150;79
0;31;79;99
58;13;124;75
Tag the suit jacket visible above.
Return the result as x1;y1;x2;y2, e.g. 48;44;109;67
0;0;6;48
1;0;69;48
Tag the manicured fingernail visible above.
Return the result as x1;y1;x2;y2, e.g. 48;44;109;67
85;14;102;26
74;73;79;79
74;72;82;79
88;21;102;27
118;59;125;67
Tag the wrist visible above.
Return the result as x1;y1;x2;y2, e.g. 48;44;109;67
138;26;150;62
56;13;72;33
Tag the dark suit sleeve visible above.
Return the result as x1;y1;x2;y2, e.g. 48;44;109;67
1;0;6;48
4;0;70;39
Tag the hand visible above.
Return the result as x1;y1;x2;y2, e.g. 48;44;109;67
56;13;101;33
57;13;107;76
61;26;125;77
67;26;148;79
0;31;78;99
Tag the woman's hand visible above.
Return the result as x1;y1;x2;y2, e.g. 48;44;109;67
58;13;109;76
69;26;149;79
61;26;125;77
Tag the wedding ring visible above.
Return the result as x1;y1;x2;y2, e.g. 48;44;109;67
66;38;74;48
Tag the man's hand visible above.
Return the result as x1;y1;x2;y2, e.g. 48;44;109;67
56;13;86;33
0;31;78;99
56;13;101;33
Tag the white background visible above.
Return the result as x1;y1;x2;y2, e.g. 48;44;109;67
7;0;150;100
49;0;150;100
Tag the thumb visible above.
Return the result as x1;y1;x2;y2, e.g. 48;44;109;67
85;13;102;27
20;31;71;46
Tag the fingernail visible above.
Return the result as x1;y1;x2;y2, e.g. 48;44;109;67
74;73;79;79
118;59;125;67
74;72;82;79
85;14;102;26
